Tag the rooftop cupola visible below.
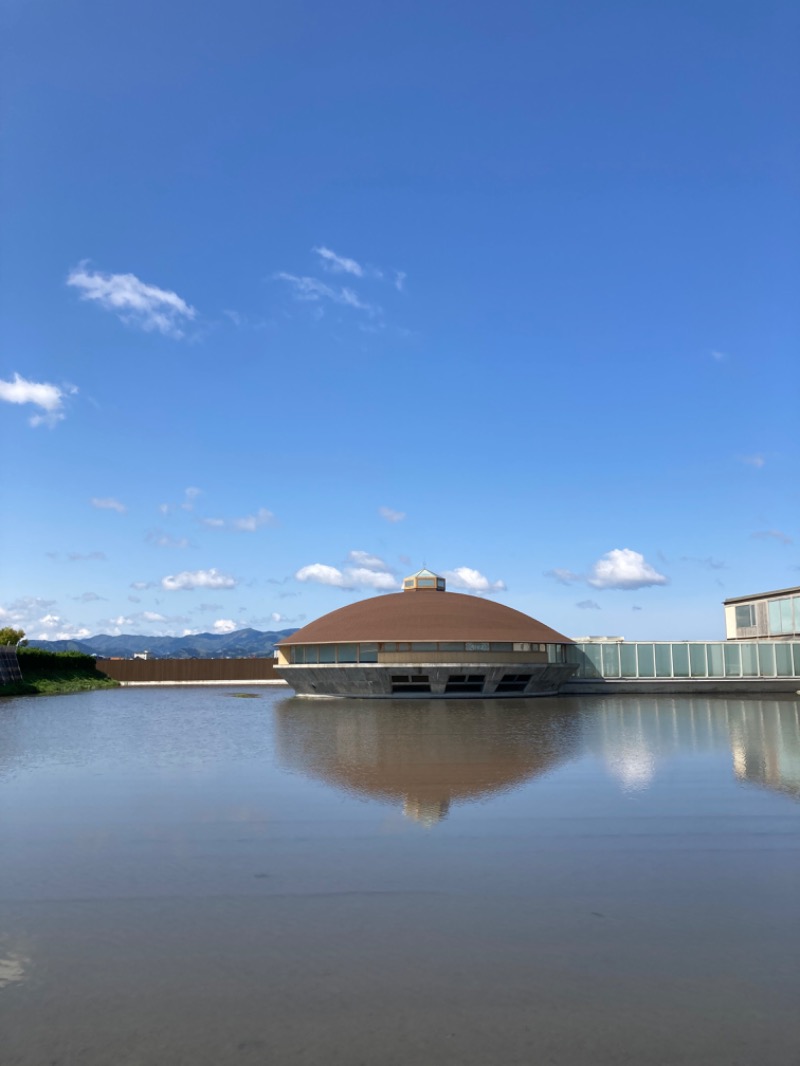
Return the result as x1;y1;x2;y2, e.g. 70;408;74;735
402;568;446;592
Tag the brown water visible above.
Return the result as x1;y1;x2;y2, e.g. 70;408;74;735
1;688;798;1065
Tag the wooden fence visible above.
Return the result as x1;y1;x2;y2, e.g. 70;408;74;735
97;658;282;683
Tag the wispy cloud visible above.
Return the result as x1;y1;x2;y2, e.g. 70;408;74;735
443;567;506;593
576;600;601;610
587;549;668;590
544;568;581;585
90;496;126;513
146;530;191;549
680;555;726;570
378;506;406;523
313;246;365;278
711;350;727;362
0;372;76;427
740;454;765;469
201;507;275;532
71;592;106;603
347;550;389;571
751;529;792;545
161;568;237;591
67;551;106;562
67;262;196;337
274;273;379;315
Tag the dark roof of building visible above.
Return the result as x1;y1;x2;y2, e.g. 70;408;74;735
278;590;572;645
723;586;800;606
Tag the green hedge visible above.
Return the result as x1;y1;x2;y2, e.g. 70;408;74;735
18;647;98;676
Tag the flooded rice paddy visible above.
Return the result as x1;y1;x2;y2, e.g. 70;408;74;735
1;687;798;1065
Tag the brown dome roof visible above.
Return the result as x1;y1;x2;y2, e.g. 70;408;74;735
279;589;572;645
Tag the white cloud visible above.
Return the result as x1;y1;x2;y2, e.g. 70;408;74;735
130;580;157;590
711;350;727;362
313;246;364;277
751;529;792;545
212;618;238;634
394;270;407;292
72;591;106;603
90;496;126;513
378;506;406;523
141;611;166;622
161;568;237;591
576;599;601;610
347;550;388;571
587;549;668;590
295;563;350;588
201;517;226;528
274;273;379;315
740;454;765;469
295;562;398;591
67;262;196;337
443;567;506;593
347;567;398;590
0;372;75;428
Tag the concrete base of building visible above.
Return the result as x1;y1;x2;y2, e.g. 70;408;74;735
277;662;578;698
561;678;800;696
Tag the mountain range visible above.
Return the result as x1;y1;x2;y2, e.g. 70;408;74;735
28;628;298;659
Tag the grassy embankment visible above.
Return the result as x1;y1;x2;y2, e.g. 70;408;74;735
0;648;119;697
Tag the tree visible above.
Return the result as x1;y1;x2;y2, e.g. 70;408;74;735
0;627;26;646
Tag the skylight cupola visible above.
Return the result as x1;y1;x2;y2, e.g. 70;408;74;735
403;568;446;592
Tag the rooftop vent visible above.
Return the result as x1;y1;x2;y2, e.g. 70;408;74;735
402;568;446;592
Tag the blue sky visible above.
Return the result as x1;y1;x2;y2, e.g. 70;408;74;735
2;0;798;643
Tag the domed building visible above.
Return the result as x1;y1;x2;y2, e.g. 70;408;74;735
275;568;577;697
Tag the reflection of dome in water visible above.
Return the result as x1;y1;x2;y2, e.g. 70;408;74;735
275;697;579;823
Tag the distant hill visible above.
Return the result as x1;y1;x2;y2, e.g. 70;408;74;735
27;627;299;660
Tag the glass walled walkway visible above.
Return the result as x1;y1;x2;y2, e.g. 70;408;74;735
568;641;800;680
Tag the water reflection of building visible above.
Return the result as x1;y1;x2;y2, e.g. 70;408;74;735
576;697;800;800
275;698;579;824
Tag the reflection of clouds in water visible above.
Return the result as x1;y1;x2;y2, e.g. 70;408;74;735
0;953;27;988
605;746;656;792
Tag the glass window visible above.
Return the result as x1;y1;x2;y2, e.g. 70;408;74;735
724;644;741;676
396;643;411;652
780;598;793;635
793;644;800;676
382;642;396;652
655;644;672;677
337;644;357;663
359;643;378;663
411;642;436;652
583;644;603;678
672;644;690;677
740;644;759;676
637;644;655;677
775;644;793;676
768;601;782;636
794;598;800;634
620;644;637;677
547;644;565;663
689;644;707;677
466;642;490;652
293;646;304;664
601;643;620;677
757;643;776;676
304;645;318;664
318;645;335;663
403;580;414;588
439;642;465;651
707;644;724;676
735;604;755;629
418;578;435;587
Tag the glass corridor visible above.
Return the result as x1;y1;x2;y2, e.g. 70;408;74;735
568;641;800;680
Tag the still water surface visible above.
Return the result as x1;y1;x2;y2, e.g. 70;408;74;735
1;688;798;1065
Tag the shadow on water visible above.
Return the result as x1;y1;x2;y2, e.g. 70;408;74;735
274;696;582;823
